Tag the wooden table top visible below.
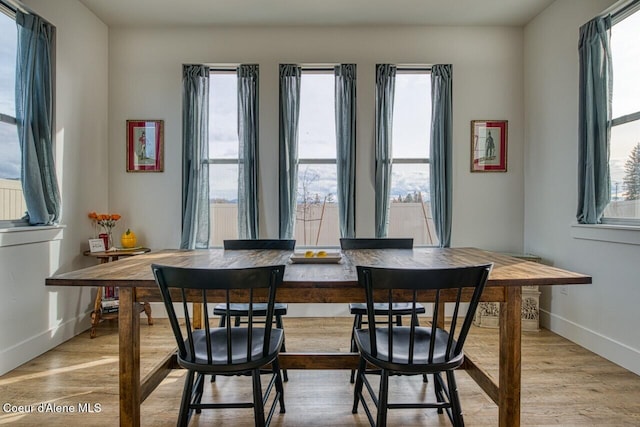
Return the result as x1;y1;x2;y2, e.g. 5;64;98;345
47;247;591;289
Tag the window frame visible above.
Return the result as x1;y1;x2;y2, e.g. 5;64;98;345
387;67;436;246
295;67;339;247
205;67;238;167
205;67;241;246
391;68;431;169
0;3;28;229
602;2;640;227
297;67;337;169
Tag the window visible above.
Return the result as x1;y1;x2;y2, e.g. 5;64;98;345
388;70;438;245
295;70;339;246
0;7;26;222
208;70;239;246
604;5;640;224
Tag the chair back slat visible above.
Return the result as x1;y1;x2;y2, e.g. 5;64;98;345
225;289;232;363
408;289;417;364
363;269;378;356
429;289;440;363
455;272;490;354
224;239;296;250
340;238;413;250
263;269;279;356
202;289;212;363
356;264;492;367
246;288;254;362
151;264;285;367
387;288;393;362
180;288;196;361
445;288;463;358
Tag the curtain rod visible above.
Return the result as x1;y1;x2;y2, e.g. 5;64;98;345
604;0;640;22
0;0;55;27
1;0;28;14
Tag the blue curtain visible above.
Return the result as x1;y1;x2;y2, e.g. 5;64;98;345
278;64;301;239
334;64;357;238
374;64;396;238
577;16;612;224
237;64;259;239
15;11;60;225
181;65;210;249
430;64;453;247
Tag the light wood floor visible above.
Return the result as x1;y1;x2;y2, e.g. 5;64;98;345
1;317;639;426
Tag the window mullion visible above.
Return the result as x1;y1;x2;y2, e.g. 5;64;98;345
611;111;640;127
0;113;17;125
392;158;429;164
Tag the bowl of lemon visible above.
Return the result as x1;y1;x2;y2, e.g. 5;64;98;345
290;250;342;263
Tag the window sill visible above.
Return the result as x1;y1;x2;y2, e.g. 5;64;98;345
571;223;640;246
0;224;65;248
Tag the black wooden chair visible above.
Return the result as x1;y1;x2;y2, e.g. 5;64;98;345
151;263;287;427
340;238;427;383
212;239;294;382
352;264;492;427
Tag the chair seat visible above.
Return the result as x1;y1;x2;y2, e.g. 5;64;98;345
349;302;426;316
180;327;284;372
213;303;288;317
354;327;463;371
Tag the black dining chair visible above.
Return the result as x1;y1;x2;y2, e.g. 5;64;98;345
340;238;427;383
151;263;286;427
211;239;295;382
352;263;492;427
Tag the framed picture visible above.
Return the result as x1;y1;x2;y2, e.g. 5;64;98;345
88;238;106;253
470;120;507;172
126;120;164;172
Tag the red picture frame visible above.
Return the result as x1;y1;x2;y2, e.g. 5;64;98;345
126;120;164;172
470;120;507;172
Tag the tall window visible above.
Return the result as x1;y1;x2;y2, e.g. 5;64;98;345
295;70;339;246
0;8;26;221
604;6;640;223
388;70;437;245
208;70;239;245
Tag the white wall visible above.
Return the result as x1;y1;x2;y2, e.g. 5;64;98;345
108;26;525;253
0;0;109;375
108;25;526;317
524;0;640;375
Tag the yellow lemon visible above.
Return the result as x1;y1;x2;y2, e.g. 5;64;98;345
317;251;327;257
304;250;315;258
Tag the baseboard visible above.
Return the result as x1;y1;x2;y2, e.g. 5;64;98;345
0;312;91;376
540;309;640;376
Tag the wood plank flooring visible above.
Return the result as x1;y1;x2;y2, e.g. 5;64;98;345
1;317;639;426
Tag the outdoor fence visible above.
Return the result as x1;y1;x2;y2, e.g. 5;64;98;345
210;202;437;247
0;178;27;221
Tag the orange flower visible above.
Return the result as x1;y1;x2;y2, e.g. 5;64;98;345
88;212;98;219
111;214;121;221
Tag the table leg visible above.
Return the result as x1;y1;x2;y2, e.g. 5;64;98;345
142;302;154;325
499;286;522;427
90;286;103;339
119;287;141;427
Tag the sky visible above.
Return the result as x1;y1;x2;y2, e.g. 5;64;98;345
609;10;640;192
0;11;19;180
208;71;432;202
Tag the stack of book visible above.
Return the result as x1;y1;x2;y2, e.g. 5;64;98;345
101;298;119;314
103;286;119;299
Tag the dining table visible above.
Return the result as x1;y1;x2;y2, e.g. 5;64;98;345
45;247;591;427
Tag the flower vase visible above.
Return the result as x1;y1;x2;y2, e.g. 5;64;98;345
107;231;113;250
99;233;109;251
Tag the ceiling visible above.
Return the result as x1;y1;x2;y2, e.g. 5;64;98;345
78;0;557;27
